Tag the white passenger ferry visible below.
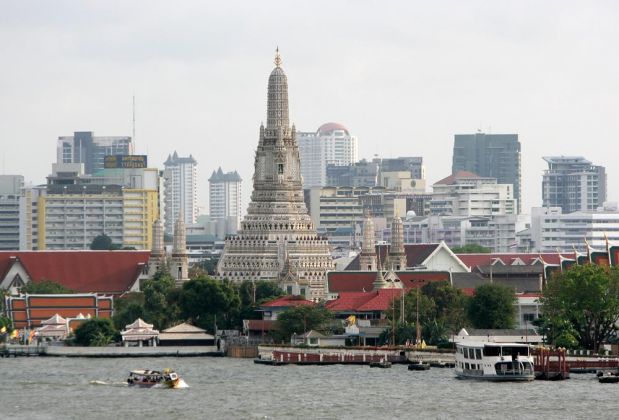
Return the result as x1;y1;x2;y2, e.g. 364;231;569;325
455;342;535;381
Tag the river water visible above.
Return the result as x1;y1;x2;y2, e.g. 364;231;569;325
0;356;614;419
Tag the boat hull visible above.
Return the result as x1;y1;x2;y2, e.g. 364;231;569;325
455;371;534;382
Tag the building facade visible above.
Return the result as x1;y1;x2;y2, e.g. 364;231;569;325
452;132;521;213
297;122;358;188
208;167;242;238
0;175;24;250
542;156;607;213
217;51;334;300
530;204;619;252
163;152;198;235
326;159;379;187
431;171;516;217
57;131;133;175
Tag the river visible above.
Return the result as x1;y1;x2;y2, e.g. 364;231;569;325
0;356;614;419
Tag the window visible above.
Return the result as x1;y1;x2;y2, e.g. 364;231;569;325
278;164;284;174
475;349;482;359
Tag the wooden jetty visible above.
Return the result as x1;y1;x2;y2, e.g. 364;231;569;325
533;347;569;380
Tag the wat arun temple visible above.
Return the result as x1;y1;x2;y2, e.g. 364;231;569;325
217;50;334;300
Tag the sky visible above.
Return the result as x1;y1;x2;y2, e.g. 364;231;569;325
1;1;618;215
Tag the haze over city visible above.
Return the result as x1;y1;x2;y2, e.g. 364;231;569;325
1;0;618;212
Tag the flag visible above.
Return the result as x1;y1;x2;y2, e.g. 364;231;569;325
346;315;356;326
10;329;18;339
0;326;6;334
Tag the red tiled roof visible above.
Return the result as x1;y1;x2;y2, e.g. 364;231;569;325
434;171;480;185
260;295;315;308
327;271;450;293
326;289;402;312
0;251;150;294
245;319;278;331
456;252;576;268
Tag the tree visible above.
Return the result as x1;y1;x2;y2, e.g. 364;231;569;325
540;265;619;352
238;281;285;322
276;305;333;342
179;276;240;332
20;280;74;294
73;318;116;346
421;281;469;335
451;244;491;254
467;284;516;329
90;234;120;250
142;270;180;329
112;293;146;330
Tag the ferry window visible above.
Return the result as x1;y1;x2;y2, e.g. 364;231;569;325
475;349;482;359
465;363;470;370
463;349;468;358
483;346;501;357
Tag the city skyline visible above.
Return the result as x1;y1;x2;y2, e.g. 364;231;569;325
1;1;618;214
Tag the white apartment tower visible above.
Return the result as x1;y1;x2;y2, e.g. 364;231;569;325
298;122;358;188
208;168;242;236
163;152;198;235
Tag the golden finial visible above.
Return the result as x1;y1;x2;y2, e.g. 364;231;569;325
274;46;282;67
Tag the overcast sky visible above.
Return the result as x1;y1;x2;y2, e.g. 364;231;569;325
1;1;618;214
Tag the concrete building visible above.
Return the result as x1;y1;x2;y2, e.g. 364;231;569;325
163;152;198;235
217;50;334;300
21;164;159;250
208;167;242;238
542;156;607;213
0;175;24;250
401;214;526;253
431;171;516;217
452;132;521;213
57;131;133;175
297;122;358;188
530;204;619;252
326;159;379;187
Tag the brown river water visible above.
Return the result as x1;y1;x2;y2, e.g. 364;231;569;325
0;356;614;419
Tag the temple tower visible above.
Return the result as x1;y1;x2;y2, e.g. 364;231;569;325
169;212;189;286
388;216;407;270
217;49;334;300
148;219;166;276
359;210;377;271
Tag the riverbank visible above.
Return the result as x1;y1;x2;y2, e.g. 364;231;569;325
2;344;223;358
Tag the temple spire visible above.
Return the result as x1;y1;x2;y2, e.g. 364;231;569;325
274;46;282;67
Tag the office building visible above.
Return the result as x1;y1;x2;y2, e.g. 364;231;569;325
163;152;198;235
56;131;133;175
452;132;521;212
298;123;358;188
208;167;242;238
542;156;607;213
0;175;24;250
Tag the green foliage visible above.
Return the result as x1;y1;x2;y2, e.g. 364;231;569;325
238;281;284;322
451;244;492;254
20;280;74;294
142;270;180;330
378;323;419;346
112;293;146;330
179;276;240;332
467;284;516;329
387;283;469;345
275;305;333;342
73;318;116;346
90;234;120;250
540;265;619;351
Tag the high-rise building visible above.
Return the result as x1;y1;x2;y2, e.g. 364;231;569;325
57;132;133;175
326;159;379;187
298;123;358;188
217;50;334;300
208;167;242;237
22;164;159;250
0;175;24;250
452;132;521;213
431;171;516;217
163;152;198;235
542;156;607;213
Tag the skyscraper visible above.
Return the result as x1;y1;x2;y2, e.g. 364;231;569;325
452;133;521;213
298;122;358;188
208;167;242;236
217;50;334;300
57;132;133;175
542;156;607;213
163;152;198;235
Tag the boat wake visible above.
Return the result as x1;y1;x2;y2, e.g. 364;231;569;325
173;379;190;389
89;380;128;387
